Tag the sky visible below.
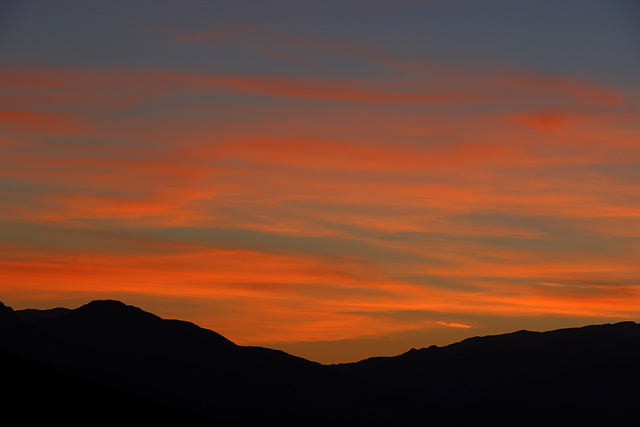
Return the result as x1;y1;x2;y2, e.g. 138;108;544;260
1;0;640;364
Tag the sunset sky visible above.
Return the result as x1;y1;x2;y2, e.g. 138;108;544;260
2;0;640;363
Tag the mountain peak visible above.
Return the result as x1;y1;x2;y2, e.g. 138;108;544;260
29;299;238;357
83;299;131;309
90;299;123;304
76;299;157;319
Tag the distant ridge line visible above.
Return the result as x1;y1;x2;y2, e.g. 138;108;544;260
2;299;639;426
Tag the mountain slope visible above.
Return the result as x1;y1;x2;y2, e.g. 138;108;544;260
334;322;640;425
1;300;332;426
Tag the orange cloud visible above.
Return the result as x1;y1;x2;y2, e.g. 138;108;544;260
512;110;574;132
2;54;639;352
0;110;88;135
167;26;624;111
0;61;624;114
3;232;640;345
496;70;622;107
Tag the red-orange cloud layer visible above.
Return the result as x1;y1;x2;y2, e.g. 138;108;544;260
2;49;640;361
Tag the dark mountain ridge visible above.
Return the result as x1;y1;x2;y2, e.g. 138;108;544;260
2;299;639;426
337;321;640;423
15;306;70;323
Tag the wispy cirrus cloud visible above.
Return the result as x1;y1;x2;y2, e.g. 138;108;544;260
2;25;640;355
164;25;400;73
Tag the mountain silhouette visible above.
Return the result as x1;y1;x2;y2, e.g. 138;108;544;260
2;299;639;426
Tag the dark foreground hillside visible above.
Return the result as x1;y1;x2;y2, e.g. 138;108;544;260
1;299;639;426
0;347;238;426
